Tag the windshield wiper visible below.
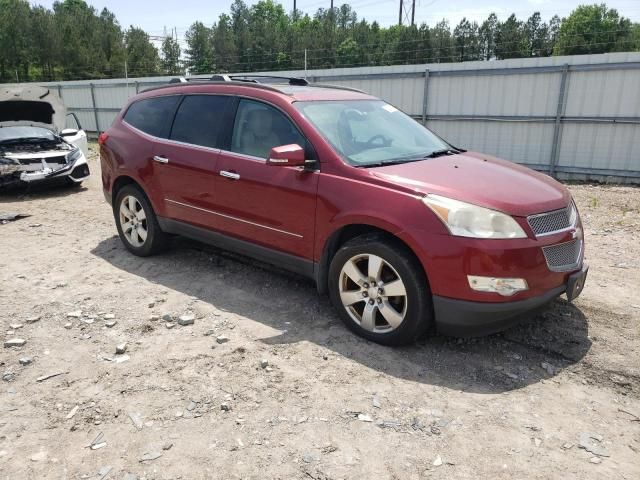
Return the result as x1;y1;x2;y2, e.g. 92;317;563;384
357;158;426;168
354;147;466;168
424;148;459;158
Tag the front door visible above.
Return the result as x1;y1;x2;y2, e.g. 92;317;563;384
213;98;319;260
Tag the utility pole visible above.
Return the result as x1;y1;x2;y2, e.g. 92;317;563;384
398;0;416;26
411;0;415;26
293;0;296;17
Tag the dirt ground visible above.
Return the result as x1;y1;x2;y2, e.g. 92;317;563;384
1;145;639;480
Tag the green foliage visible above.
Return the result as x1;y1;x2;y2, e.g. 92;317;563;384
553;4;634;55
0;1;638;82
479;13;498;60
336;38;359;66
212;14;237;72
125;27;159;76
495;14;528;59
185;21;213;74
454;18;480;62
161;36;182;75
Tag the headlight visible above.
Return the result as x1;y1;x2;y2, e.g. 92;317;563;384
422;194;527;239
66;147;82;163
568;200;578;226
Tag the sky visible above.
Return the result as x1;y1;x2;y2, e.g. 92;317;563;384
29;0;640;45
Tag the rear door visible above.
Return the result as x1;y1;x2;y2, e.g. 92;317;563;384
150;94;234;228
212;98;319;260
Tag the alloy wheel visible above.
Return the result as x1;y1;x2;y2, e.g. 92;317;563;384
338;254;408;333
119;195;148;247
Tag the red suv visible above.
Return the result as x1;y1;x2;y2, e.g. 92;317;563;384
100;76;587;345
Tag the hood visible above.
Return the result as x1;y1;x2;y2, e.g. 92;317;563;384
0;86;66;132
370;151;571;217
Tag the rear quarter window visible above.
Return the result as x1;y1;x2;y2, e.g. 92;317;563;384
123;96;180;138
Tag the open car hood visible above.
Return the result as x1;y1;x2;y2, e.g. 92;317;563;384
0;86;66;132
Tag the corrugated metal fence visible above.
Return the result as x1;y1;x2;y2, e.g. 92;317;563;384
18;52;640;183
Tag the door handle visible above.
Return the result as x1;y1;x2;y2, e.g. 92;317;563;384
153;155;169;164
220;170;240;180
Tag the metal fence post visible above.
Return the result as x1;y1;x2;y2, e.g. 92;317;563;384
89;83;100;134
549;64;569;177
422;68;430;125
135;81;139;94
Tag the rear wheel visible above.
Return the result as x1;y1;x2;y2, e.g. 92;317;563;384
114;184;169;256
328;234;432;345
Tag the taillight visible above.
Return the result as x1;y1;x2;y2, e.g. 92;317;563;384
98;132;109;146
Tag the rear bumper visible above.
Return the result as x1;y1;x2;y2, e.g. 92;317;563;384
433;264;588;337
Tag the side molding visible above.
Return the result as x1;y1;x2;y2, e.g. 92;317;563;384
157;217;316;280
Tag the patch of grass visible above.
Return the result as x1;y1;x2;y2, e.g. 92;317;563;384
619;204;638;215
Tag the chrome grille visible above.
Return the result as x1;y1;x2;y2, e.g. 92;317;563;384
542;239;582;272
527;204;575;236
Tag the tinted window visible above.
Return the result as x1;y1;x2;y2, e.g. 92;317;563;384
231;99;306;159
170;95;231;148
123;96;180;138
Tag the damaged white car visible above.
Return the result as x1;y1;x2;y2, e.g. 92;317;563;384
0;86;90;188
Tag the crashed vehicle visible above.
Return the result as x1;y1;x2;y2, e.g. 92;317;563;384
0;86;90;188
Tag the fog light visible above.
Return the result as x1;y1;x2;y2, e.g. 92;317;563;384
467;276;528;296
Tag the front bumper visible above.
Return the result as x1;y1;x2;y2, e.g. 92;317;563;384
1;152;89;186
434;264;588;336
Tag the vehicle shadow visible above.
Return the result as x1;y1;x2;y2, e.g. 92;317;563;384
91;235;592;394
0;180;87;203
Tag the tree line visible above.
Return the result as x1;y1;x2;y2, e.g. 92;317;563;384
0;0;639;83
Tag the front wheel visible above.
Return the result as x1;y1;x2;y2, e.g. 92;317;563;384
328;235;432;346
114;184;169;256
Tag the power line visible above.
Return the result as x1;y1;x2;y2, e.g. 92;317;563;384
74;37;635;79
204;27;638;60
144;3;640;36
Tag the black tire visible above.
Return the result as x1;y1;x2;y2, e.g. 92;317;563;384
328;234;432;346
114;184;169;256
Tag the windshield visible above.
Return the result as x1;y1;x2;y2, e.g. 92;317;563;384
294;100;450;166
0;126;57;144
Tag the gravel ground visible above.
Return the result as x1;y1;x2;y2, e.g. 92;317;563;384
1;146;639;479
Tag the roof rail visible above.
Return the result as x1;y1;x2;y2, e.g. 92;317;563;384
144;78;285;94
169;75;308;86
310;83;366;94
168;76;217;83
226;75;309;86
146;75;368;96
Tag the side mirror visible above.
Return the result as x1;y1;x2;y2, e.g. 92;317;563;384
60;128;79;137
267;144;306;167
